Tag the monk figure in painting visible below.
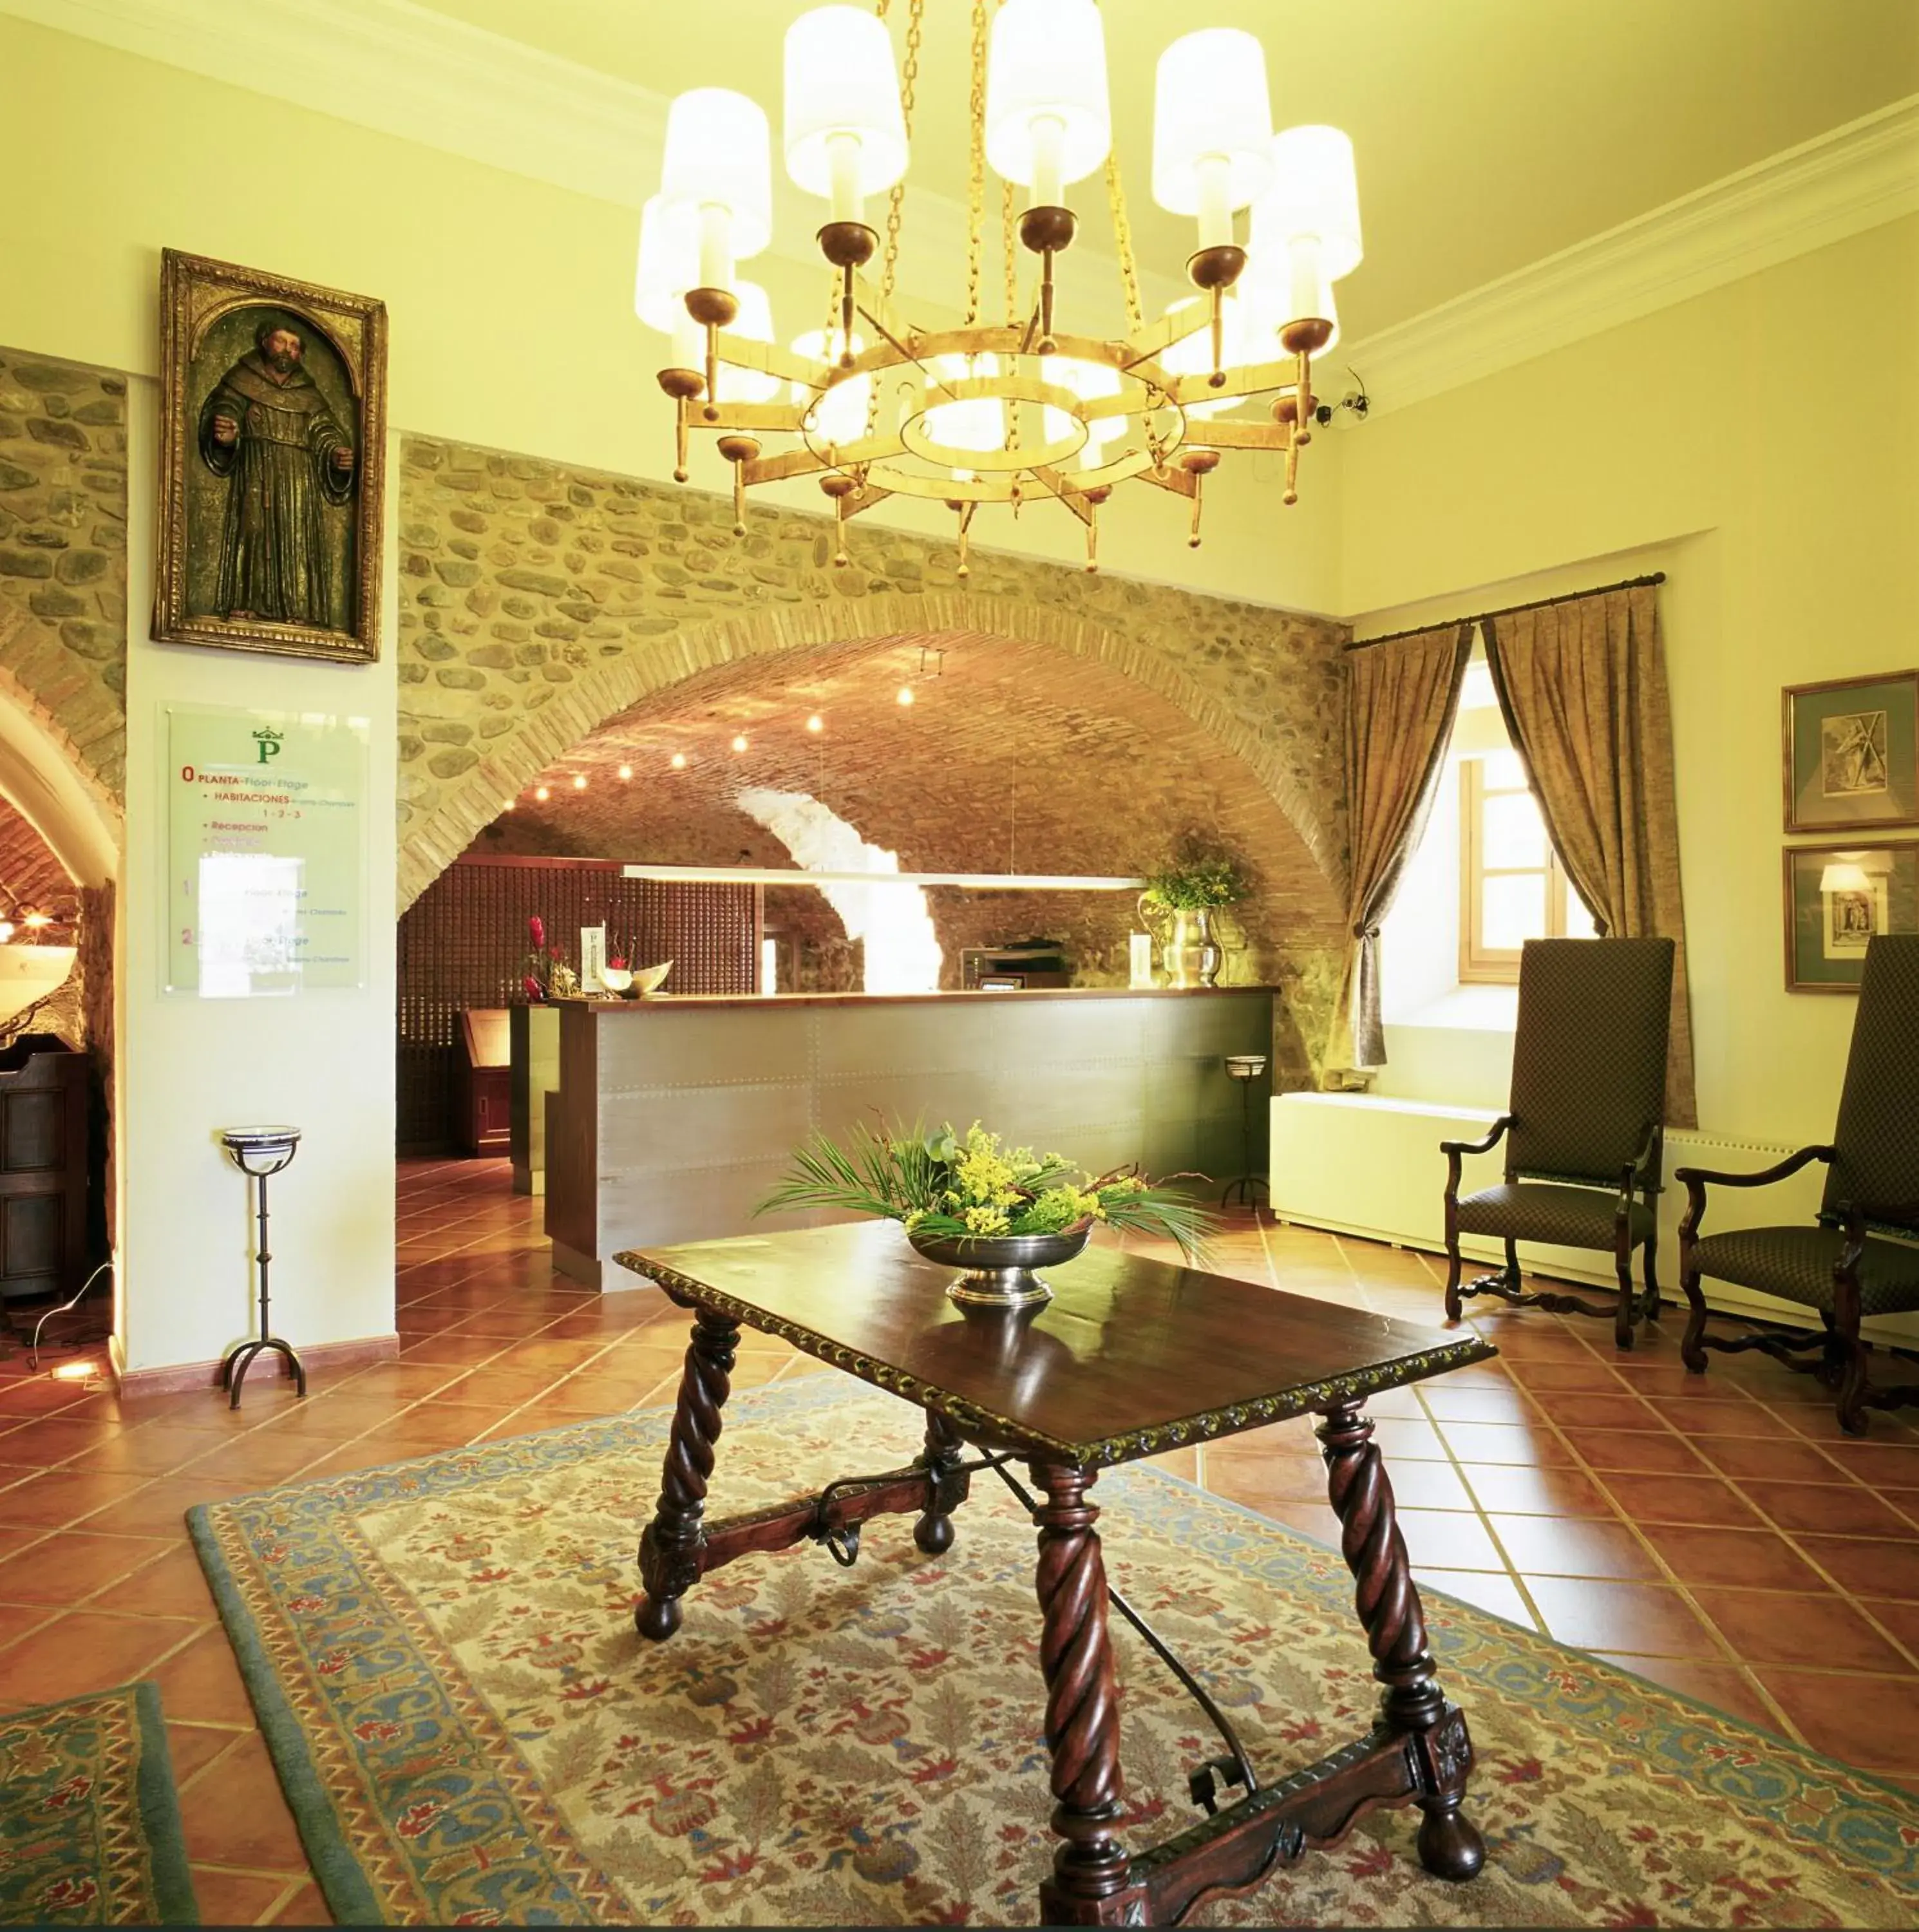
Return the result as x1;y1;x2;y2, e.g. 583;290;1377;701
198;320;354;627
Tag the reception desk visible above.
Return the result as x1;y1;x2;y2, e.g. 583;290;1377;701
544;988;1275;1287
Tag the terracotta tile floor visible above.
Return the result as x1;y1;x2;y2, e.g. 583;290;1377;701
2;1159;1917;1922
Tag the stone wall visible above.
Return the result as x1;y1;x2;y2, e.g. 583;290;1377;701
0;348;128;803
395;437;1351;909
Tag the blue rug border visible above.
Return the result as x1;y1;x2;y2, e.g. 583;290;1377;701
0;1678;201;1926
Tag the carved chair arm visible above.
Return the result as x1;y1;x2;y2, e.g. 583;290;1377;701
1441;1115;1513;1207
1439;1116;1513;1160
1675;1144;1835;1243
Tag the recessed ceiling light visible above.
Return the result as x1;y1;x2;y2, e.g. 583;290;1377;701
618;763;633;781
572;774;588;791
670;752;688;770
732;734;749;753
806;714;824;733
896;686;915;707
534;785;551;802
502;800;516;813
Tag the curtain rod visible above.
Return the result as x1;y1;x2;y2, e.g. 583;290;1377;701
1344;572;1667;653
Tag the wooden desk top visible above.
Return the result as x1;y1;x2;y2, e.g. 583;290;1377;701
617;1222;1495;1468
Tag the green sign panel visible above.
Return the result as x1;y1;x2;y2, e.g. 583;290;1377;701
165;705;369;996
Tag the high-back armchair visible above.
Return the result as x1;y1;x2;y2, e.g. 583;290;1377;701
1442;937;1676;1349
1678;934;1919;1435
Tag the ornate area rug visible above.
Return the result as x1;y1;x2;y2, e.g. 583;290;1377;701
0;1680;198;1926
190;1376;1919;1927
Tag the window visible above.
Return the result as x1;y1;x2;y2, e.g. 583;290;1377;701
1459;750;1596;982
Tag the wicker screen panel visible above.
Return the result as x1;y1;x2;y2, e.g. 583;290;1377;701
396;860;755;1151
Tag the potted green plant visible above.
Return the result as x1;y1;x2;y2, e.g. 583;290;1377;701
1140;852;1245;987
757;1119;1215;1309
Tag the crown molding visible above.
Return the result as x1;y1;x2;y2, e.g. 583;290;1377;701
0;0;1180;323
1343;93;1919;415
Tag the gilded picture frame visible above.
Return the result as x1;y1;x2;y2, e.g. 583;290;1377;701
154;249;387;664
1782;670;1919;834
1782;839;1919;993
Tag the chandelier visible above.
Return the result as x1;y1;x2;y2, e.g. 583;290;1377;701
636;0;1361;572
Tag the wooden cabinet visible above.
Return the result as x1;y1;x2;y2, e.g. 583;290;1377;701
455;1009;511;1156
0;1034;88;1306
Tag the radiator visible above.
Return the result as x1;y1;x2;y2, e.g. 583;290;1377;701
1269;1093;1919;1344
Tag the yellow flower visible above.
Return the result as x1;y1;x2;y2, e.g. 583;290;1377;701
963;1204;1010;1236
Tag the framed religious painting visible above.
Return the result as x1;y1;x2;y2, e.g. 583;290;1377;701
154;249;388;664
1782;670;1919;833
1782;840;1919;992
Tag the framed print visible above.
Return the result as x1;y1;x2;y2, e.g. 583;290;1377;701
154;249;387;664
1782;840;1919;992
1782;670;1919;833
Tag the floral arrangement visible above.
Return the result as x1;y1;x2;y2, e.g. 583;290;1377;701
757;1119;1216;1260
520;915;579;1001
1142;851;1245;911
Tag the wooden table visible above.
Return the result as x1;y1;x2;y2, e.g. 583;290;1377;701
616;1222;1498;1927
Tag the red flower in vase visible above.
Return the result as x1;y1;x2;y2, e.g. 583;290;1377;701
528;914;545;949
523;975;544;1001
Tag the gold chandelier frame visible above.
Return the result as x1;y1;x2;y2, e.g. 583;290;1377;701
655;0;1330;573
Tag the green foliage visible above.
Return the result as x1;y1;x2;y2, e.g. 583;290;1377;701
1142;851;1245;910
756;1119;1217;1262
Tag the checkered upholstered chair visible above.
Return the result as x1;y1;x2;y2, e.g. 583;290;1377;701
1441;937;1676;1350
1679;934;1919;1436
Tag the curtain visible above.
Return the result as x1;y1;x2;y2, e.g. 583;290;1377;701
1483;583;1697;1126
1330;622;1472;1072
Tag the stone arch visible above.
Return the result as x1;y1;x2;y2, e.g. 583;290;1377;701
0;636;120;890
403;593;1343;909
396;439;1349;911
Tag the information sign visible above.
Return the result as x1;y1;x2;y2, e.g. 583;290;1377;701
165;705;369;996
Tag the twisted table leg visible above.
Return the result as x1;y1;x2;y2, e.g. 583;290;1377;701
635;1306;739;1641
1318;1401;1484;1882
1030;1461;1146;1925
912;1409;968;1556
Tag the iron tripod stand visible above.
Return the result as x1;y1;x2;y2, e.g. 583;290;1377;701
220;1126;307;1410
1220;1054;1271;1209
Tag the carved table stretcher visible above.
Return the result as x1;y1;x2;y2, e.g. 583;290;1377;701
616;1221;1497;1927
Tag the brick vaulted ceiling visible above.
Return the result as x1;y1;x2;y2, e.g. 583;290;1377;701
475;630;1342;934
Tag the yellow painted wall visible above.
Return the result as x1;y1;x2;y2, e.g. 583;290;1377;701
1342;213;1919;1146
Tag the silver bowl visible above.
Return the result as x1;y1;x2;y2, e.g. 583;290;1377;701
907;1226;1091;1309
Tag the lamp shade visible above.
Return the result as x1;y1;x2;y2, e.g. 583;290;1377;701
1256;125;1363;280
1151;29;1274;216
634;194;700;333
1820;860;1873;895
1161;296;1246;418
716;281;780;402
659;87;773;258
925;353;1005;453
985;0;1111;193
1042;354;1123;453
791;328;871;443
783;6;908;201
1242;232;1341;357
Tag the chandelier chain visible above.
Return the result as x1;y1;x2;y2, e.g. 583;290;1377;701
874;0;921;308
1104;151;1144;336
1001;178;1017;325
866;0;923;441
964;0;987;327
